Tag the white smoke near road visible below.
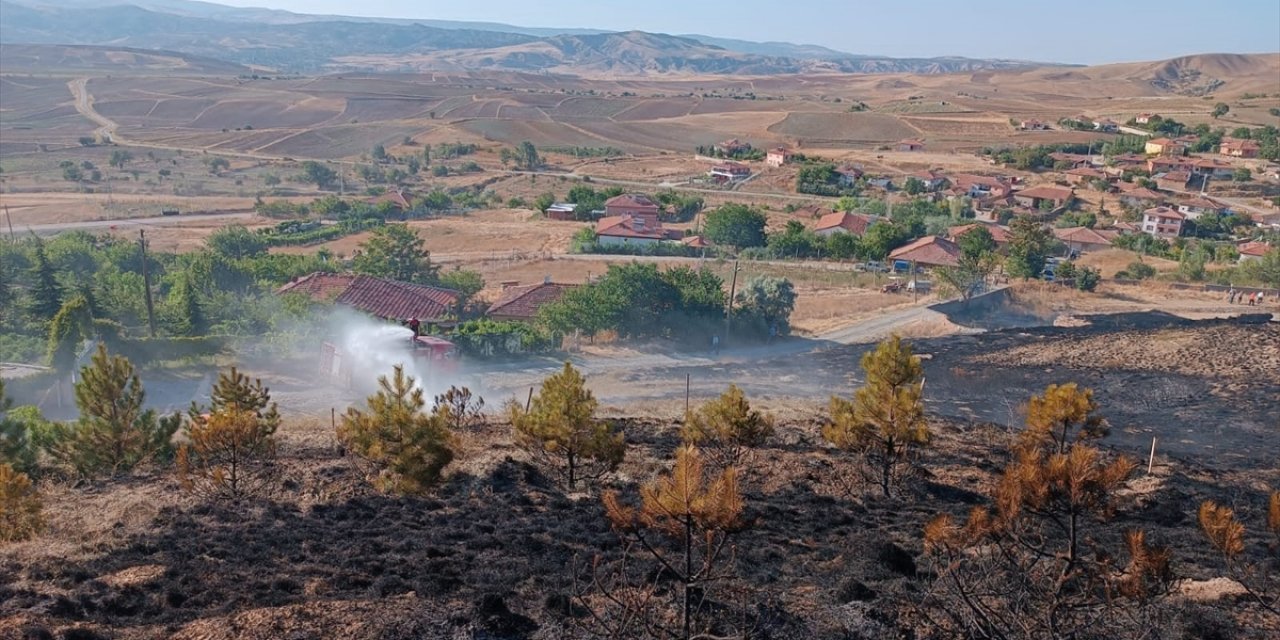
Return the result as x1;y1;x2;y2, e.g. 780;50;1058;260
323;307;463;399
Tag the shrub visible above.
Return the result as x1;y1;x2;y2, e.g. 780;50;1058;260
0;463;44;542
509;362;624;490
176;368;281;501
338;365;454;494
432;386;485;432
1;380;37;475
681;384;774;470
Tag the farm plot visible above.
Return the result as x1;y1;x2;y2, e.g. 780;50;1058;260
454;119;614;148
549;97;636;119
612;98;696;121
147;98;218;123
206;129;306;153
338;97;440;122
767;112;918;143
189;100;342;130
258;124;424;158
876;100;975;114
570;120;741;151
689;99;799;116
502;93;566;107
0;77;72;113
441;99;504;118
899;115;1013;138
494;104;550;121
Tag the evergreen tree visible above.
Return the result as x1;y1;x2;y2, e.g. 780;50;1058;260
0;380;37;475
509;362;624;490
338;365;454;494
681;384;774;470
191;367;281;433
166;272;204;336
177;405;279;501
48;345;179;477
27;237;64;320
0;463;44;542
1005;216;1053;280
823;335;929;497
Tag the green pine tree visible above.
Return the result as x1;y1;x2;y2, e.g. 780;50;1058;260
338;365;454;494
167;273;204;336
27;238;63;320
509;362;625;490
48;345;179;477
0;380;37;475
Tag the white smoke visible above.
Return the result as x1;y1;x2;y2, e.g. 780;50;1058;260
324;308;458;399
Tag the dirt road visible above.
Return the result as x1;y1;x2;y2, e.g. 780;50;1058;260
15;211;256;235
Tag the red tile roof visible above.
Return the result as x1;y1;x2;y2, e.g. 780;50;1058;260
278;273;459;321
814;211;876;235
888;235;962;267
1014;185;1074;201
948;223;1010;244
595;215;668;240
1053;226;1113;246
681;235;711;248
1119;187;1164;201
1143;206;1185;221
604;193;660;210
1220;139;1260;152
1065;167;1106;178
1238;241;1271;257
487;282;575;320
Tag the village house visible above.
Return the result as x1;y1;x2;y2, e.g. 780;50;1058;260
1219;138;1260;158
1117;186;1165;208
544;202;577;221
681;235;711;250
947;222;1011;249
895;139;925;152
835;164;864;186
366;189;412;214
1064;167;1108;186
594;214;679;246
604;193;662;219
1189;157;1236;179
1105;153;1149;176
1013;185;1074;210
1141;206;1185;238
709;161;751;183
813;211;877;237
1176;196;1226;220
1237;241;1272;263
908;169;948;191
953;174;1013;199
487;281;575;323
1155;171;1191;192
1144;137;1187;156
1135;113;1158;124
715;139;752;156
867;176;894;190
887;235;962;268
278;273;459;324
765;147;793;167
1053;226;1115;255
1049;152;1092;169
1093;118;1119;132
1019;119;1048;131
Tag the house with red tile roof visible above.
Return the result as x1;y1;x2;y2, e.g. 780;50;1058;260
1141;206;1185;238
907;169;949;191
1053;226;1114;254
813;211;877;237
1048;152;1092;169
766;147;793;168
948;223;1011;247
1220;138;1260;158
1145;137;1186;156
1013;185;1074;210
595;214;677;246
1175;197;1225;220
488;282;575;322
1156;171;1191;191
681;235;711;249
888;235;962;268
953;174;1013;198
278;273;459;322
1118;186;1165;208
1135;113;1158;124
1064;167;1108;186
604;193;661;219
1237;241;1272;263
708;162;751;183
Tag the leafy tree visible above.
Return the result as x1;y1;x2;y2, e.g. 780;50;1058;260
733;276;796;337
1075;266;1101;291
27;238;64;321
1197;492;1279;616
903;176;925;195
439;267;484;316
534;192;556;213
371;144;387;162
300;161;338;190
0;463;43;542
601;446;747;638
338;365;455;494
703;204;767;249
47;295;92;373
0;380;37;475
48;345;179;478
859;221;910;260
1005;216;1053;279
108;149;133;168
352;224;439;284
206;224;267;259
1124;260;1157;280
205;157;230;175
823;335;929;497
681;384;773;470
1233;167;1252;182
766;220;824;259
956;226;997;259
509;362;624;490
937;249;998;300
1212;102;1230;119
922;384;1172;639
513;140;541;170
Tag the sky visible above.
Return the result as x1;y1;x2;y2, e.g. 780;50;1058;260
211;0;1280;64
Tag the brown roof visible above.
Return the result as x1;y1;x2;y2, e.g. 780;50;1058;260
1220;139;1260;151
1015;185;1074;201
278;273;458;321
595;215;667;240
604;193;660;210
1159;171;1191;183
888;235;962;267
1065;167;1106;178
1119;187;1164;201
948;223;1010;244
1053;226;1113;246
1238;241;1271;257
1148;137;1175;146
1178;196;1223;211
681;235;711;248
814;211;875;235
1144;206;1185;221
488;282;574;319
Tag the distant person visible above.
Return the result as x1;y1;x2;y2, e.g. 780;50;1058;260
1227;288;1236;303
711;334;720;355
408;317;421;335
768;324;778;344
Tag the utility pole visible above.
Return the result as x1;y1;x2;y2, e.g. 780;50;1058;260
3;205;14;243
139;229;157;337
723;260;741;347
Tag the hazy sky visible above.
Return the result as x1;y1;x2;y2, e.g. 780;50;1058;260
212;0;1280;64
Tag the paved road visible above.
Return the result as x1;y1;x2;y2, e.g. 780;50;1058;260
16;211;256;235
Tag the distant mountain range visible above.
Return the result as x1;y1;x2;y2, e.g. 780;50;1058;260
0;0;1062;75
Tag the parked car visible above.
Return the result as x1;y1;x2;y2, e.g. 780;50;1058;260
864;260;888;273
907;279;932;293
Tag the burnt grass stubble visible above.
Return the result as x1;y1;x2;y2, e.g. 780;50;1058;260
4;319;1279;639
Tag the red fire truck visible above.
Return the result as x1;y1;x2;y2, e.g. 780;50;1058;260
319;333;458;388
